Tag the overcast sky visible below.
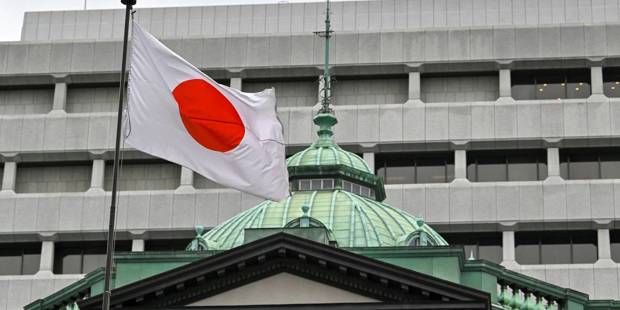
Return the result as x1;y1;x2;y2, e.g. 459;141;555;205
0;0;340;42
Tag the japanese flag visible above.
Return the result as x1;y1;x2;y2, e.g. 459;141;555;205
125;21;289;201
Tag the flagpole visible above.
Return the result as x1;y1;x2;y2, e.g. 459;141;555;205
102;1;135;309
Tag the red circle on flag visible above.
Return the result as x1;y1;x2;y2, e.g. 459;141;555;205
172;79;245;152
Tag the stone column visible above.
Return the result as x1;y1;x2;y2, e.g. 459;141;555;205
589;65;607;102
407;71;422;103
36;241;55;276
131;239;145;252
51;74;68;114
363;152;375;172
498;69;512;102
595;228;615;267
1;161;17;192
502;230;517;266
454;150;467;180
89;159;105;192
230;77;242;90
546;147;562;181
176;166;194;192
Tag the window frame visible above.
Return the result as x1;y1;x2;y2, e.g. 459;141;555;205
560;148;620;180
375;152;454;184
511;69;591;100
515;230;598;265
0;242;41;275
467;149;547;182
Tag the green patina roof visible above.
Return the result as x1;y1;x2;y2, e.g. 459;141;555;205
200;190;447;250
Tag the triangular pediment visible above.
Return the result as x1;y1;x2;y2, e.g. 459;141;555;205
78;233;490;310
188;272;379;306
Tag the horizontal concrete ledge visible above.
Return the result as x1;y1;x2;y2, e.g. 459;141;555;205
385;178;620;226
3;24;620;75
0;178;619;236
3;97;620;153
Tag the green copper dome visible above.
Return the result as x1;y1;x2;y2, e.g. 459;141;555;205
189;112;448;251
201;190;447;249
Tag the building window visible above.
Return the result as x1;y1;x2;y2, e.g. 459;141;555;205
15;162;91;193
515;231;597;264
0;242;41;275
376;152;454;184
54;241;131;274
511;69;590;100
104;160;181;191
467;150;547;182
441;232;502;264
603;67;620;97
144;239;193;251
421;72;499;103
560;148;620;180
609;230;620;263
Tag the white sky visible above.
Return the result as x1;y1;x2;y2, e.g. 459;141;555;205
0;0;341;42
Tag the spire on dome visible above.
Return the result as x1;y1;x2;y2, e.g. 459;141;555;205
316;0;333;115
313;0;337;143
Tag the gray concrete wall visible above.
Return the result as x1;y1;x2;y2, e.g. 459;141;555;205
0;276;81;310
1;97;619;152
0;89;53;115
18;0;620;42
1;24;619;75
15;164;91;194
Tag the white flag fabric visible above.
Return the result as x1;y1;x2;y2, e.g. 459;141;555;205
125;21;289;201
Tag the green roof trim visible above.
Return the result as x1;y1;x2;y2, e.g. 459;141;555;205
24;268;106;310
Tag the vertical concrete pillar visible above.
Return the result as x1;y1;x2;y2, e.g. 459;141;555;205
363;152;375;172
37;241;55;276
598;228;612;260
177;166;195;192
407;71;421;102
499;69;511;99
89;159;105;191
230;77;242;90
591;66;604;96
131;239;145;252
1;161;17;192
52;81;67;112
546;147;561;180
454;150;467;179
502;230;516;264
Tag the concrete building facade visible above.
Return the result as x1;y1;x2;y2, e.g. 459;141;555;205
3;0;620;308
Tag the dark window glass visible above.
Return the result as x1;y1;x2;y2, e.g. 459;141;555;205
610;230;620;263
0;243;41;275
54;241;131;274
600;153;620;179
512;69;591;100
516;230;597;264
376;152;454;184
441;232;502;264
603;67;620;98
467;150;547;182
560;148;620;180
145;239;193;251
